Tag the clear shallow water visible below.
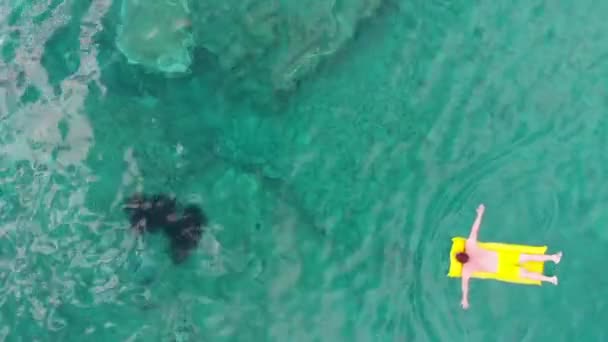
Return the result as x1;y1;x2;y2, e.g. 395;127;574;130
1;0;607;341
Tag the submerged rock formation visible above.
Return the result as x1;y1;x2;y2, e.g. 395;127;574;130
115;0;385;100
116;0;194;75
123;193;207;264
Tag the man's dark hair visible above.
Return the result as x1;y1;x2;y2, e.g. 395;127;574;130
456;252;469;264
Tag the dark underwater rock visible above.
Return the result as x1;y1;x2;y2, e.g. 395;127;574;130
123;192;207;264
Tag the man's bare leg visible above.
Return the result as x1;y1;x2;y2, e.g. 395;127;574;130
520;269;558;285
520;251;562;264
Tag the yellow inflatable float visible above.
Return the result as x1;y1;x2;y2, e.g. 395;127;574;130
447;237;548;285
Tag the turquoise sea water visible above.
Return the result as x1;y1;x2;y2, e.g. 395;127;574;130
2;0;608;341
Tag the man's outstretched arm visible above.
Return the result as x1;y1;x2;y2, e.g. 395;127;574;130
467;204;485;243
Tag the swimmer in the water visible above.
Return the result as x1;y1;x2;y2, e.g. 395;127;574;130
458;204;563;310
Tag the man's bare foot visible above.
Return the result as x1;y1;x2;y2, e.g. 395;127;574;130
549;276;558;285
552;251;563;264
